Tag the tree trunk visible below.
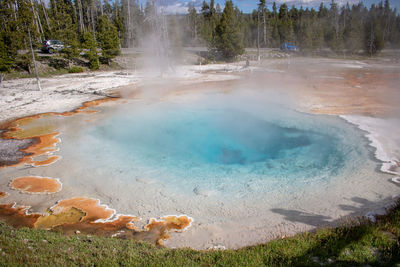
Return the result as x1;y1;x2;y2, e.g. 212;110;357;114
127;0;131;47
28;29;42;91
193;17;197;41
40;0;51;32
99;0;103;15
257;9;260;61
30;0;43;42
384;11;390;43
86;7;91;31
13;0;18;20
77;0;84;32
91;1;96;34
368;23;374;57
263;8;267;47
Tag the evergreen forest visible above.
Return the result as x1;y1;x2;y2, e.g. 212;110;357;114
1;0;400;71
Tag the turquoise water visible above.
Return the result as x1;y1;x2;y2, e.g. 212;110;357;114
74;100;369;198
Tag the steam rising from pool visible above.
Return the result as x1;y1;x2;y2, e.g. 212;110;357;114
74;95;369;199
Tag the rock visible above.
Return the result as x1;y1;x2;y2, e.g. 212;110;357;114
391;176;400;184
207;244;226;250
0;138;35;167
136;177;155;184
41;240;48;244
365;212;376;223
22;239;30;244
311;256;321;264
193;186;214;197
75;230;81;234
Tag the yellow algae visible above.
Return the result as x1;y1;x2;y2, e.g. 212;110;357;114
50;197;115;222
3;124;58;140
34;207;85;229
10;176;62;194
1;113;57;140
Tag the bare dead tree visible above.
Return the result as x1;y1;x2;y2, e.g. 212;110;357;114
30;0;44;42
126;0;132;46
11;1;17;20
257;7;260;61
263;5;267;47
99;0;103;15
28;29;42;91
76;0;84;32
91;0;96;34
40;0;51;31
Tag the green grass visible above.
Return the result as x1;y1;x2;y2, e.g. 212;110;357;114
68;66;84;73
1;200;399;266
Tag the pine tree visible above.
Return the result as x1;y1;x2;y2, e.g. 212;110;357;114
0;0;21;72
259;0;267;47
112;0;124;44
188;3;198;43
216;3;221;18
312;15;324;51
0;31;13;72
327;0;344;53
200;0;217;43
343;5;363;54
96;14;120;65
278;4;293;43
298;16;313;50
82;31;99;70
364;6;384;56
212;0;244;61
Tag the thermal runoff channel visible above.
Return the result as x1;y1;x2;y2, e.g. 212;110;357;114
74;95;371;201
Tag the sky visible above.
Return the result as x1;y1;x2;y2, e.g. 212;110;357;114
138;0;400;14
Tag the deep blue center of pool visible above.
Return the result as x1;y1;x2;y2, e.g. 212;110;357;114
110;109;337;168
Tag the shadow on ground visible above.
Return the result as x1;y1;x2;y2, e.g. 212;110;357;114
271;196;400;266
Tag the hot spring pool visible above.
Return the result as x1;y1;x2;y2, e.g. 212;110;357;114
76;102;357;197
9;91;397;249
